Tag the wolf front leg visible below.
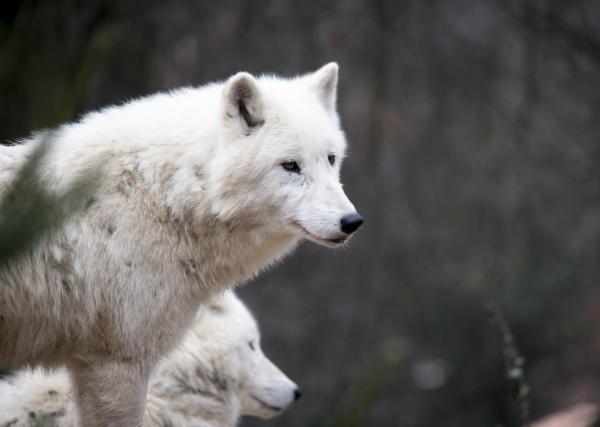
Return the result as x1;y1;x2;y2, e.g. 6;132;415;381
70;357;151;427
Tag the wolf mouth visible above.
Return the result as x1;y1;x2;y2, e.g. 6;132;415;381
251;395;283;412
290;221;347;247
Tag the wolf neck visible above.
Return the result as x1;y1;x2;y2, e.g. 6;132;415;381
186;211;299;290
146;376;242;427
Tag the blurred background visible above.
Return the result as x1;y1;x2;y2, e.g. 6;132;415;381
1;0;600;426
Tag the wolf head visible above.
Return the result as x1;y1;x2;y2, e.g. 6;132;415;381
208;63;363;247
187;291;300;420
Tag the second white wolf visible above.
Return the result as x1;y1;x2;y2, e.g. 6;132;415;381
0;291;299;427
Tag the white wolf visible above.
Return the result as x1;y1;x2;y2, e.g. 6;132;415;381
0;291;300;427
0;63;362;425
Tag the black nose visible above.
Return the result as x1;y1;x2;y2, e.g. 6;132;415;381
294;387;303;401
340;212;363;234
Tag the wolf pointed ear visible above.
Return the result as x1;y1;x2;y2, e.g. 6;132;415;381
310;62;339;112
223;72;265;133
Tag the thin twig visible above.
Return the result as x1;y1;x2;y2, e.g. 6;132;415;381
486;300;531;427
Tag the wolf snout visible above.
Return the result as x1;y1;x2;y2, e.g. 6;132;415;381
340;212;363;234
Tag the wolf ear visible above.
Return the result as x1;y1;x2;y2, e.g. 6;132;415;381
223;72;264;133
310;62;339;112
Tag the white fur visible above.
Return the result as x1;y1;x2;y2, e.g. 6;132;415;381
0;291;299;427
0;63;358;425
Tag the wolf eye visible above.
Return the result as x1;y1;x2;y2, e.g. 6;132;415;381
248;341;255;351
281;160;301;173
328;154;336;166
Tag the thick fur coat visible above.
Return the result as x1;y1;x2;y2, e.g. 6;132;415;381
0;63;360;425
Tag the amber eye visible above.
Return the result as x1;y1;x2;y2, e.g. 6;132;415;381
328;154;336;166
281;160;301;173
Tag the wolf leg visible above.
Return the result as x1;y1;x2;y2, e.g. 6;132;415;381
70;357;150;427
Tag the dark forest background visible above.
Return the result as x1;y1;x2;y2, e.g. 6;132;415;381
1;1;600;426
